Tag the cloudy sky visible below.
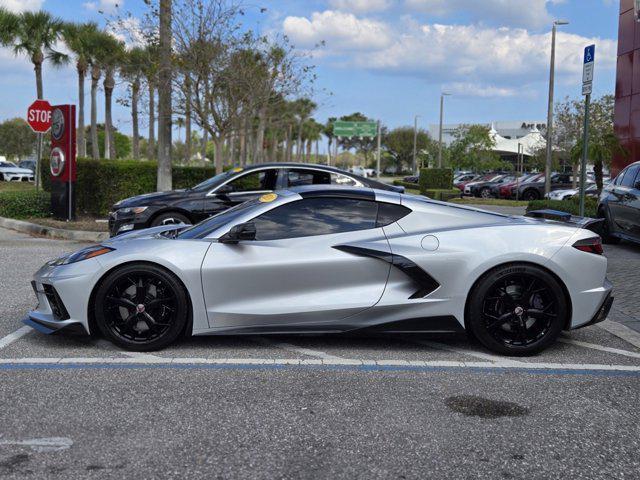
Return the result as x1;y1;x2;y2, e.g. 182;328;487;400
0;0;621;137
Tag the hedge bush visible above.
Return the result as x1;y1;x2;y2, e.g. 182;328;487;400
423;188;461;201
0;190;50;219
419;168;454;192
526;196;598;218
41;158;216;215
393;180;419;190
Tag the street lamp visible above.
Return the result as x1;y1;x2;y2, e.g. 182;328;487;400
438;92;451;168
412;115;421;174
544;20;569;195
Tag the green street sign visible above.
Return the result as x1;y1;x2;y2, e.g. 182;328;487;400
333;120;377;138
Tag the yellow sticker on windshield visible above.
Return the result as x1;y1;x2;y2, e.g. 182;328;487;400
259;193;277;203
232;167;243;173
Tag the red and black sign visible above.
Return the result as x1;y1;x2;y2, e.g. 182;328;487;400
50;105;77;220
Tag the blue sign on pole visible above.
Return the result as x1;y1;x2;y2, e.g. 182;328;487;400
583;44;595;64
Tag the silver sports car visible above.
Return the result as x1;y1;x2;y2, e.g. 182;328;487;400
24;186;613;355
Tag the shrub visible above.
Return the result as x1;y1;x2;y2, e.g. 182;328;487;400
0;190;50;219
423;188;461;201
419;168;453;192
393;180;419;189
527;196;598;218
41;158;216;215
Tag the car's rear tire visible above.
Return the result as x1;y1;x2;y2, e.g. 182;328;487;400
94;263;189;351
480;187;492;199
467;264;568;356
151;212;191;227
522;189;539;201
599;208;620;244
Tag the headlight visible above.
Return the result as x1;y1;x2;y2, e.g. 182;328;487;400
49;245;115;266
118;206;148;215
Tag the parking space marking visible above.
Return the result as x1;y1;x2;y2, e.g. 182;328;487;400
558;337;640;359
250;336;346;360
400;337;525;365
1;357;640;375
0;326;31;350
598;320;640;350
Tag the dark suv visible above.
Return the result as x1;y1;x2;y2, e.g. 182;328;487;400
108;163;404;236
598;161;640;245
514;173;574;201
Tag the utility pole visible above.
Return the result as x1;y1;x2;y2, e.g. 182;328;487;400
157;0;173;191
544;20;569;195
412;115;420;174
438;93;450;168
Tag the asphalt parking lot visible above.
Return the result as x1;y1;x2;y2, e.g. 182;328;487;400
1;226;640;479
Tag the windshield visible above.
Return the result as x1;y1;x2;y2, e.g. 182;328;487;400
0;161;17;168
190;170;236;192
177;198;262;239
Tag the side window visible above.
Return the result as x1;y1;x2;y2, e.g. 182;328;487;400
287;169;331;187
252;198;379;241
614;168;627;186
331;173;360;187
620;165;640;188
226;170;275;193
376;203;411;227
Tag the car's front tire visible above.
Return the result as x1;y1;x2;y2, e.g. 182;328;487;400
151;212;192;228
522;189;540;201
94;263;189;351
467;263;568;356
480;187;492;199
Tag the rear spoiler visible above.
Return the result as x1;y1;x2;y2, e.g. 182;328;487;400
525;209;604;234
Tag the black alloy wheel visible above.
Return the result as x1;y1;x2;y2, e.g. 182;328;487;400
94;264;189;351
467;264;567;355
523;189;539;201
480;187;492;199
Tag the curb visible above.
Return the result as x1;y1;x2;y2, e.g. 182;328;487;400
0;216;109;242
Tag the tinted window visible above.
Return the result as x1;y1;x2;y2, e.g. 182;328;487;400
227;170;276;193
252;198;378;241
620;164;640;188
287;169;330;186
376;203;411;227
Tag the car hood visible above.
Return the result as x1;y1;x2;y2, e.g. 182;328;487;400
112;189;188;209
0;167;32;174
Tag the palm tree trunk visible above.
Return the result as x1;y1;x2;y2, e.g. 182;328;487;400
132;78;140;160
33;58;44;188
214;135;224;174
201;130;208;162
286;124;293;162
147;83;155;159
90;66;100;160
306;139;312;162
185;77;191;162
77;65;86;158
104;70;116;160
157;0;173;191
34;60;43;99
296;122;303;162
254;108;266;164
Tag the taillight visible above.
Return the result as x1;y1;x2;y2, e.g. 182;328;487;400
573;237;603;255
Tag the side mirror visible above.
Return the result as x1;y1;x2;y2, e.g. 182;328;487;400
216;184;234;195
219;222;256;244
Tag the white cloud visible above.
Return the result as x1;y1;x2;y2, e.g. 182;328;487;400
107;17;146;48
405;0;556;29
0;0;44;12
444;82;518;98
328;0;392;13
83;0;123;14
283;10;392;50
284;12;617;94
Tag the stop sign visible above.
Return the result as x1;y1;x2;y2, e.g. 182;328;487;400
27;99;52;133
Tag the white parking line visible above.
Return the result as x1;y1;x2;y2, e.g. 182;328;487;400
95;339;163;360
0;326;31;350
250;336;346;360
401;337;526;365
558;337;640;359
0;356;639;373
598;320;640;350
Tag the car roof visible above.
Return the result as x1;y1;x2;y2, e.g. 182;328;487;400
239;162;353;175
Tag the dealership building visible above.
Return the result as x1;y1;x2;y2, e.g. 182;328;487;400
614;0;640;175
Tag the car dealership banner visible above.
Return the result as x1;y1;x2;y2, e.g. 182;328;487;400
50;105;77;221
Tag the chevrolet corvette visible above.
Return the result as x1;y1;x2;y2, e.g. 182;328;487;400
25;186;613;355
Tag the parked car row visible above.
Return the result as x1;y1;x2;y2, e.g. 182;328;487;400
0;160;34;182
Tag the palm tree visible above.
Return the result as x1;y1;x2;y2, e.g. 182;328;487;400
292;98;316;162
175;117;185;142
121;47;146;159
62;22;100;158
93;33;125;159
142;44;160;160
0;9;67;99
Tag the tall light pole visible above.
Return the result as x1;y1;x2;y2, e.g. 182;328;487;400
438;93;451;168
412;115;420;174
544;20;569;195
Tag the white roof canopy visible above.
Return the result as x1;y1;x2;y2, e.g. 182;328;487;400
489;124;546;156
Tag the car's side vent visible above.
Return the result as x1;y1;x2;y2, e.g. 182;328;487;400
332;245;440;299
43;284;70;320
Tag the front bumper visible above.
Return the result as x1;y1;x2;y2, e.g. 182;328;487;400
24;280;87;334
108;210;151;237
4;173;34;182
